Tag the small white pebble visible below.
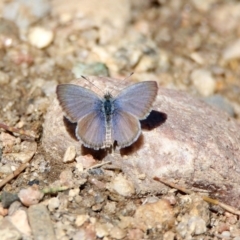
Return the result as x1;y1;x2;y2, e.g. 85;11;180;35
68;188;80;198
95;223;109;238
28;27;54;49
63;146;76;163
190;68;216;96
110;174;135;197
75;214;89;227
48;197;60;211
221;231;231;238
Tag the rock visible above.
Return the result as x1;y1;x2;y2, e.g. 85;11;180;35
28;204;56;240
8;209;31;236
222;39;240;62
42;76;240;208
0;203;8;216
0;71;10;85
204;94;235;117
28;27;54;49
95;222;109;238
0;218;22;240
75;214;89;227
18;186;44;206
2;0;50;30
63;146;76;163
1;192;19;208
134;199;174;231
108;174;135;197
109;226;126;239
72;62;109;78
3;140;37;163
210;3;240;34
190;0;216;12
48;197;60;211
176;216;207;238
51;0;131;43
190;68;216;96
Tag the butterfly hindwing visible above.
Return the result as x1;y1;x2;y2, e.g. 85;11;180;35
111;109;141;148
76;110;107;150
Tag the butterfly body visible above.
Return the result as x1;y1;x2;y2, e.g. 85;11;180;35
57;80;158;150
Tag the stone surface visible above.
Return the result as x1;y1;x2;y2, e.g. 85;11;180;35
28;204;56;240
190;68;216;96
134;199;174;231
0;218;22;240
42;76;240;207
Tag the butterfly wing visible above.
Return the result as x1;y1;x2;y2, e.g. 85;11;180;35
114;81;158;120
56;84;102;122
76;110;107;150
112;109;141;148
57;84;107;149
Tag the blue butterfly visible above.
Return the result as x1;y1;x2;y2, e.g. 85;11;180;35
57;79;158;150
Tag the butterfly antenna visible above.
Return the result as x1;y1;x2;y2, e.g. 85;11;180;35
124;72;134;81
81;75;104;94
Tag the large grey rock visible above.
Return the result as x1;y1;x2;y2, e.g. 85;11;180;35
42;76;240;207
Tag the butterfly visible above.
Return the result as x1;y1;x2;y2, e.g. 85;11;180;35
56;78;158;150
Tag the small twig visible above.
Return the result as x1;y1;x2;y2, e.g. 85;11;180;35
0;155;35;189
153;176;240;216
85;160;112;172
0;122;36;140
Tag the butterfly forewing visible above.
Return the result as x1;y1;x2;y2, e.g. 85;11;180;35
114;81;158;120
76;111;106;150
112;110;141;148
56;84;102;122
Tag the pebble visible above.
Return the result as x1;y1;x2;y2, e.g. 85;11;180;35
220;231;231;238
163;231;175;240
109;226;126;240
72;62;109;78
48;197;60;211
63;146;76;163
190;68;216;96
134;200;174;231
109;174;135;197
0;218;22;240
190;0;216;12
3;141;37;163
0;71;10;85
1;192;19;208
18;186;44;206
28;27;54;49
127;228;144;240
75;155;97;169
68;188;80;198
75;214;89;227
0;165;13;174
176;216;207;238
204;94;235;117
0;203;8;216
95;222;109;238
27;204;56;240
2;0;50;29
222;39;240;62
8;209;31;236
210;3;240;34
59;169;74;187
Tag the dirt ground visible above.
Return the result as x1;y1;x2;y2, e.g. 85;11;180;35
0;0;240;239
